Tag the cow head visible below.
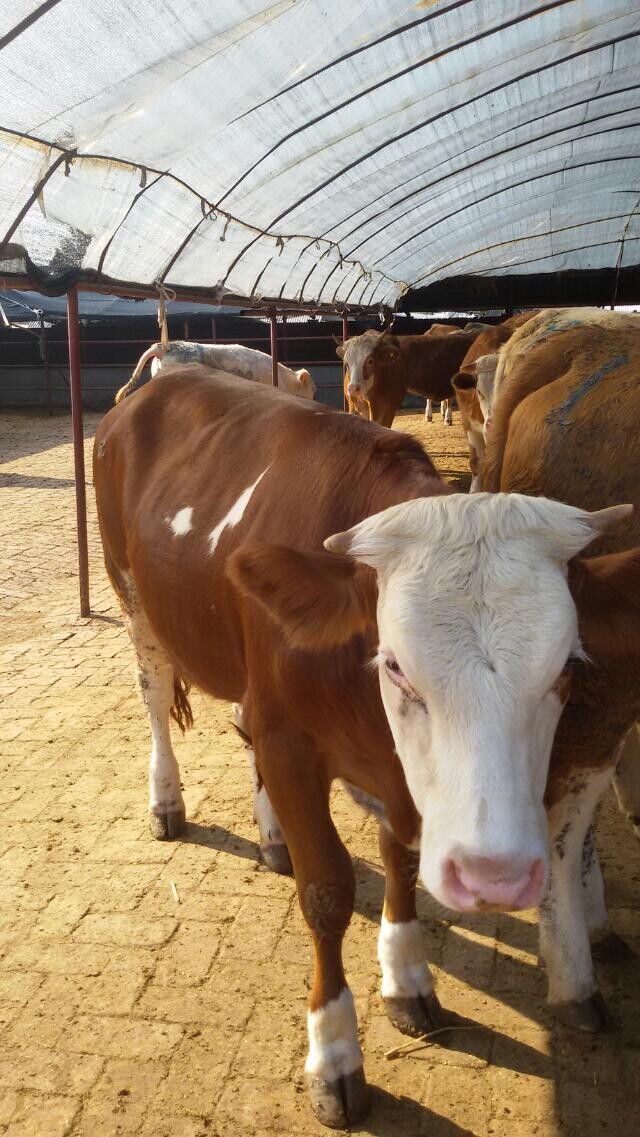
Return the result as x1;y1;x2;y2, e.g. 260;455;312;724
230;494;637;914
336;330;400;400
295;368;316;400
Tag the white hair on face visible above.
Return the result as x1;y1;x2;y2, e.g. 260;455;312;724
343;493;605;569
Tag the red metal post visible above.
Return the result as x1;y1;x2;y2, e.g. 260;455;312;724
270;310;278;387
342;311;349;412
67;287;91;617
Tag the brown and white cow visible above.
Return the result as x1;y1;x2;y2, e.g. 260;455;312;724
451;313;536;490
115;340;316;403
480;307;640;1027
94;364;639;1126
337;327;480;427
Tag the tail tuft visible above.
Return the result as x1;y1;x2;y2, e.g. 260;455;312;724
170;675;194;732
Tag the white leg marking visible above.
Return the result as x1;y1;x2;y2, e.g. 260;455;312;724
305;988;363;1081
440;398;447;420
246;746;285;848
121;580;185;821
539;767;613;1005
444;402;453;426
167;506;193;536
208;466;270;554
469;474;482;494
425;398;433;421
581;827;609;941
377;915;434;998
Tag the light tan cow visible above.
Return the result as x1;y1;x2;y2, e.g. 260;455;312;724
115;340;315;403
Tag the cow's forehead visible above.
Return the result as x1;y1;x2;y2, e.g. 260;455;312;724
343;332;381;364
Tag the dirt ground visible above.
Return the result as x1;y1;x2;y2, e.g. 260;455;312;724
1;406;639;1137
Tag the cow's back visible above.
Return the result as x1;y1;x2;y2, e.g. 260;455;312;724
95;365;443;717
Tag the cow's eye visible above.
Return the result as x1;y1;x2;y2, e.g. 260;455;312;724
383;656;425;705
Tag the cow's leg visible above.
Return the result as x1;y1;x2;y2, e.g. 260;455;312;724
581;826;633;961
444;399;453;426
377;824;451;1037
122;590;186;840
613;723;640;839
539;766;614;1031
425;398;433;422
256;734;368;1128
440;397;447;420
232;704;292;875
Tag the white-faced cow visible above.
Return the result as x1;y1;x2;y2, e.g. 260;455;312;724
337;327;481;427
94;363;639;1126
116;340;316;403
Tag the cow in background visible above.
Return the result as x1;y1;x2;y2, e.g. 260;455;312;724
482;307;640;1030
423;321;494;423
451;313;536;490
337;326;481;427
115;340;316;403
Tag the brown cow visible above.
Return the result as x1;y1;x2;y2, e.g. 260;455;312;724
423;321;494;424
482;307;640;1028
451;313;536;490
337;327;480;427
94;364;639;1125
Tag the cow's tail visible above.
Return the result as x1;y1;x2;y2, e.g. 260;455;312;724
115;343;165;404
170;674;193;732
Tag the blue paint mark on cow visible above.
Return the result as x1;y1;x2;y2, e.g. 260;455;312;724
546;355;628;428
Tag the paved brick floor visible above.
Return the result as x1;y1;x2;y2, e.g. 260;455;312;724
1;409;639;1137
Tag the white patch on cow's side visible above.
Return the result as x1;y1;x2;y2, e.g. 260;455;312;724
305;987;363;1081
377;916;434;999
167;506;193;536
540;766;614;1005
120;573;185;821
208;467;269;555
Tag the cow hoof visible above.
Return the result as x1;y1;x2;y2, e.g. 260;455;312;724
591;931;635;962
383;990;456;1038
149;804;186;840
553;991;611;1033
307;1067;370;1128
260;843;294;876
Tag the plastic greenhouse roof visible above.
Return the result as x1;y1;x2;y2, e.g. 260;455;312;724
1;0;639;311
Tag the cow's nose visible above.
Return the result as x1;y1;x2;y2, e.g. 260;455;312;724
347;382;360;397
443;855;545;911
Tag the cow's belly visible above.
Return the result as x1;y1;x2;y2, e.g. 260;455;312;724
341;780;389;826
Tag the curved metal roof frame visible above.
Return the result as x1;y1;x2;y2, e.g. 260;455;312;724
1;0;639;311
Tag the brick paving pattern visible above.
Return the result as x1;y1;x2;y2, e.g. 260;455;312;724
1;409;639;1136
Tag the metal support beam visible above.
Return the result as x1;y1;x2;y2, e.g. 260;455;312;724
270;310;278;387
67;287;91;617
342;311;349;412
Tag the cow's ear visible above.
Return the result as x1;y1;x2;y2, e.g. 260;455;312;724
227;544;377;650
451;371;477;393
335;341;346;359
569;545;640;656
378;333;400;364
